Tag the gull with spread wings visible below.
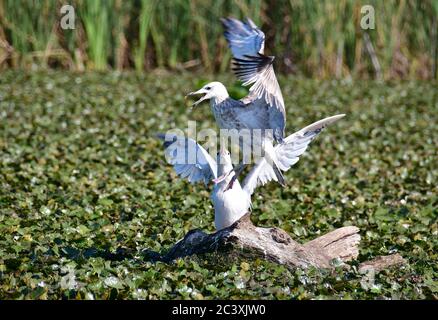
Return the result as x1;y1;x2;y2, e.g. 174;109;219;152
158;115;344;230
186;17;287;188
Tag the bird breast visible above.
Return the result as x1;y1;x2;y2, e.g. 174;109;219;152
211;101;241;130
211;182;250;230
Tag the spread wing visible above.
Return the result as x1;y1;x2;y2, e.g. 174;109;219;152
157;134;217;185
242;114;345;195
221;17;286;142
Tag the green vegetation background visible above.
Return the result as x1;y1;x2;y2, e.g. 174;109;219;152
0;0;437;301
0;71;436;299
0;0;437;79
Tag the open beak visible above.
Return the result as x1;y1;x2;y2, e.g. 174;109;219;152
219;146;228;157
212;169;233;184
185;89;208;107
212;174;228;184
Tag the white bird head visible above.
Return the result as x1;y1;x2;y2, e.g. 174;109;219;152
213;146;234;184
186;82;229;107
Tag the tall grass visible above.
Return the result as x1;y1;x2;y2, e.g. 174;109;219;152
78;0;112;70
133;0;157;71
0;0;436;79
0;0;61;68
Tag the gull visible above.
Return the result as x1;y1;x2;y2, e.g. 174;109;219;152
186;17;287;188
158;115;344;230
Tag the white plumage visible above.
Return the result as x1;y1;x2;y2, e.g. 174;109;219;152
187;18;288;185
158;114;344;230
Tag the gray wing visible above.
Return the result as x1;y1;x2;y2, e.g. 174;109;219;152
157;134;217;185
221;17;286;141
242;114;345;195
221;17;265;58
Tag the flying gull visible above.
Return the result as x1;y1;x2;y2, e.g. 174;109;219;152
158;115;344;230
186;17;287;188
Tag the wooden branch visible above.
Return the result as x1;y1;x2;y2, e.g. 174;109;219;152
163;213;362;269
358;254;407;273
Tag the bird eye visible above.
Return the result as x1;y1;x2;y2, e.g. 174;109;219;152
205;86;211;90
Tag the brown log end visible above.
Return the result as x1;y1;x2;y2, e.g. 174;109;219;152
358;253;407;273
304;226;361;263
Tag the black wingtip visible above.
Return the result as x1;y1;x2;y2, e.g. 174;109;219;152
220;17;236;31
231;54;274;77
233;54;274;66
273;163;286;187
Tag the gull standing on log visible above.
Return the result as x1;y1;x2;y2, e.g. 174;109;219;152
158;115;344;230
186;17;287;187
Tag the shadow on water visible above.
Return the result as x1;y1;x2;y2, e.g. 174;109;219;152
31;245;168;265
32;229;213;265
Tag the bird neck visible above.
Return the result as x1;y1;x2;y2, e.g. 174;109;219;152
210;96;231;124
211;93;229;105
217;175;239;191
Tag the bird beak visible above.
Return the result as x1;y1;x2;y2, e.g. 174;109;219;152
185;89;208;107
212;169;233;184
219;146;228;157
212;174;228;184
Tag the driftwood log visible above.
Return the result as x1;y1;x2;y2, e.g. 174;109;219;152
163;213;405;271
358;254;407;273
